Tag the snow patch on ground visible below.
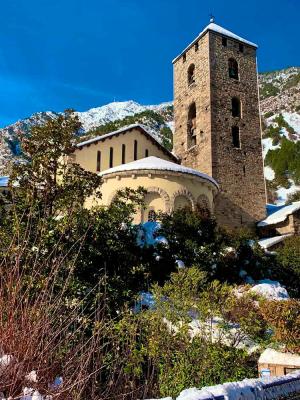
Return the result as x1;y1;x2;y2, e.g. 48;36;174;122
250;279;289;300
262;138;280;158
276;181;300;204
283;112;300;136
264;166;275;181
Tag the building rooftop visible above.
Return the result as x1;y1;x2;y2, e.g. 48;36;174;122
258;201;300;227
76;124;177;162
173;22;258;63
100;156;219;189
259;348;300;367
258;234;292;250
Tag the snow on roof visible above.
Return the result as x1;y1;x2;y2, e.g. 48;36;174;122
100;156;219;189
77;124;176;159
0;176;9;187
173;22;257;63
258;234;292;250
259;348;300;367
258;201;300;227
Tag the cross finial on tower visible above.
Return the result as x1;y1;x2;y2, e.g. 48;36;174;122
209;14;215;23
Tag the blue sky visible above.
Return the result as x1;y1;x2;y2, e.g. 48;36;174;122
0;0;299;127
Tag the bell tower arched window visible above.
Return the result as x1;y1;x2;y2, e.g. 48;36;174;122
232;97;241;117
228;58;239;80
187;102;197;148
188;64;195;85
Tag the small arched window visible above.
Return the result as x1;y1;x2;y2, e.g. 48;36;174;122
188;64;195;85
228;58;239;80
232;126;241;148
232;97;241;117
187;102;197;148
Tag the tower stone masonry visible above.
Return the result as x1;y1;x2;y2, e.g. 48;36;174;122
173;22;267;229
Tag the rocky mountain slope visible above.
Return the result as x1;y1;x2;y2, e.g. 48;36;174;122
0;101;173;174
259;67;300;203
0;67;299;203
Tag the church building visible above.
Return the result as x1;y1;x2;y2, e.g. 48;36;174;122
73;19;267;229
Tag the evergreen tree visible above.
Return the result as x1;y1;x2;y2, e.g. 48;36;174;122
10;110;102;217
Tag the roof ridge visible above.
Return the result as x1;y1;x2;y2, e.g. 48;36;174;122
172;22;257;64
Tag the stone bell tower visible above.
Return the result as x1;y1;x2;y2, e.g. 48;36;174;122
173;19;267;229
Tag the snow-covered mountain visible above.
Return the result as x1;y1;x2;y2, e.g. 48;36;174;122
0;101;173;173
0;67;299;204
75;100;173;132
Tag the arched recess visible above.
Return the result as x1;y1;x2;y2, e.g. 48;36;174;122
146;186;171;212
107;187;126;205
197;194;212;218
174;195;192;211
172;188;196;211
141;187;171;222
187;64;195;85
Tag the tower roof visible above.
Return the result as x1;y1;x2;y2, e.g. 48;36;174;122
172;22;258;63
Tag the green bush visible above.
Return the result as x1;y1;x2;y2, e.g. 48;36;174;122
275;237;300;297
260;83;280;99
264;111;274;118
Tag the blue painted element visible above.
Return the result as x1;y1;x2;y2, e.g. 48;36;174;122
266;203;286;216
0;176;9;187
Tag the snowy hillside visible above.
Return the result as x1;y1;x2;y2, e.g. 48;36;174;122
260;67;300;203
75;100;173;132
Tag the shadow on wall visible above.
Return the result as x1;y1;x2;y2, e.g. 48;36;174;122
214;192;261;231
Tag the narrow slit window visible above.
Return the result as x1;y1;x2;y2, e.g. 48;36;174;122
232;97;241;118
187;102;197;148
243;165;246;176
96;150;101;172
232;126;241;148
183;53;186;63
222;37;227;47
195;42;199;51
239;43;244;53
122;144;126;164
109;147;113;168
134;140;138;160
145;149;149;157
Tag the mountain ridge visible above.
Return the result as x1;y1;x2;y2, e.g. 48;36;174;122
1;67;300;203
